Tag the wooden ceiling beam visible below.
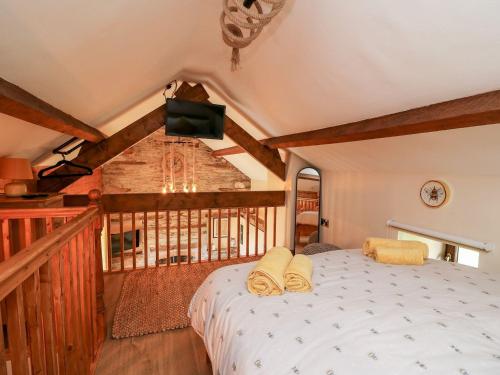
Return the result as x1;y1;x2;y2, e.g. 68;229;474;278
37;82;208;192
211;89;500;153
264;90;500;148
185;85;286;180
212;145;246;157
0;77;106;142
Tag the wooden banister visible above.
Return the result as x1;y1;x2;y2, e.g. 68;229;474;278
0;207;98;301
0;207;87;219
64;190;286;212
0;191;103;374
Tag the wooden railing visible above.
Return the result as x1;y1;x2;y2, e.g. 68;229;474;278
0;197;105;374
64;191;286;273
296;197;319;213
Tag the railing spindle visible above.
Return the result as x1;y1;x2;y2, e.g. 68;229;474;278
5;286;29;374
0;219;9;261
187;210;192;265
106;213;111;272
61;242;77;373
255;207;259;256
273;206;277;247
227;208;231;260
77;231;91;368
237;208;241;258
197;209;202;263
217;209;222;261
143;212;148;269
264;207;268;253
23;218;32;247
155;211;160;267
88;220;98;359
208;209;212;262
0;309;6;375
132;212;136;270
70;236;85;373
246;208;250;257
166;211;170;266
177;211;181;265
119;212;124;271
50;248;66;375
23;270;47;374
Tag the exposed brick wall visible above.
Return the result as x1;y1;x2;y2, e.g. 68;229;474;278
102;129;250;194
62;168;103;194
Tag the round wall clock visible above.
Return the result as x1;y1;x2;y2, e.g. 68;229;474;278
164;151;184;173
420;180;449;208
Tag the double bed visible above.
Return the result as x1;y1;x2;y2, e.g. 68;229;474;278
189;249;500;374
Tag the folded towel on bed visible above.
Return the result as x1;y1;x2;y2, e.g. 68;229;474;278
247;247;293;296
374;246;425;265
363;237;429;259
285;254;313;292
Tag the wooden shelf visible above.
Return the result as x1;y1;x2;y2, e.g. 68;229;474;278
0;194;63;209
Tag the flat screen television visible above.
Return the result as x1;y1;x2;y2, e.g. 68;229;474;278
165;98;225;140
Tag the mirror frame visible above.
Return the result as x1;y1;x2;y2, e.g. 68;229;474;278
293;167;321;252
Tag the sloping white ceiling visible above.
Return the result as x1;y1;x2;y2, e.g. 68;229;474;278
1;0;500;174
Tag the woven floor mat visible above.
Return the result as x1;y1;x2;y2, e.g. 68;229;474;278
112;258;258;339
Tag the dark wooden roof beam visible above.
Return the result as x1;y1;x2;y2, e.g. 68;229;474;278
211;89;500;153
0;77;106;142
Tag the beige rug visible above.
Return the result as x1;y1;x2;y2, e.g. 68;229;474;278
112;258;258;339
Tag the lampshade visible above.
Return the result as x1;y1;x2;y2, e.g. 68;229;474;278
0;157;33;180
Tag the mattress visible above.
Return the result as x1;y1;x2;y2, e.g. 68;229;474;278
296;211;318;226
189;249;500;375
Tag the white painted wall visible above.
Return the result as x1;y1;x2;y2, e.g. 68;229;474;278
321;172;500;272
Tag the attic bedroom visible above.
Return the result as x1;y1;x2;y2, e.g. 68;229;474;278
0;1;499;374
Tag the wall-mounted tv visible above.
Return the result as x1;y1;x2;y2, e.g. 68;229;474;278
165;98;225;140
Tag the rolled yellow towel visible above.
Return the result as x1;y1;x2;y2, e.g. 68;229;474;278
363;237;429;259
285;254;313;292
247;247;293;296
374;246;425;265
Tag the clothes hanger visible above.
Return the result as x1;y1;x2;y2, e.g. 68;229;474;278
37;137;93;179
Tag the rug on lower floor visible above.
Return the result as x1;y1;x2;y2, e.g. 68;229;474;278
112;257;259;339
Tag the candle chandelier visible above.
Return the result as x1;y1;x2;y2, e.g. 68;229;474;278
220;0;287;70
162;138;198;194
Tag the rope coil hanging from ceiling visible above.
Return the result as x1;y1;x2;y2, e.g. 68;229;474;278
220;0;287;71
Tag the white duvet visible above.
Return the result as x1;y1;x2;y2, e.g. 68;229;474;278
189;249;500;375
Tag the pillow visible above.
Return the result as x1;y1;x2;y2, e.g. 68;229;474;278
299;243;341;255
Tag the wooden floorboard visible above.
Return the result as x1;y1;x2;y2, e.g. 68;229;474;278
95;273;212;375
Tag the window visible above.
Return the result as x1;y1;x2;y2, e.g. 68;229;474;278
457;247;479;268
397;231;479;268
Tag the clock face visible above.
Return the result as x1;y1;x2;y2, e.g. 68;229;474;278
420;180;448;208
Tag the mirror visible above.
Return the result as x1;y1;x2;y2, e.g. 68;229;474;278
294;167;321;252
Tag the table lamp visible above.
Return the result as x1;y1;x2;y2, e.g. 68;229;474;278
0;157;34;197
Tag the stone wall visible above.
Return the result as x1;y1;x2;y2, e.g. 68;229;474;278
102;129;250;194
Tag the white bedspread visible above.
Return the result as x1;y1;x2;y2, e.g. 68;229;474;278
189;250;500;375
